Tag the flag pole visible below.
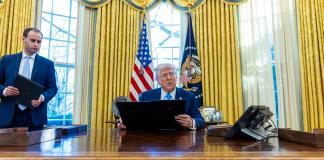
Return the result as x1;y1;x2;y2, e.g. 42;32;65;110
129;0;154;101
179;0;204;107
187;1;193;77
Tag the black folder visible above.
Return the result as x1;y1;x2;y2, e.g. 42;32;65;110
10;74;44;109
117;100;187;130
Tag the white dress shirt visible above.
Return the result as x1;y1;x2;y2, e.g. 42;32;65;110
160;88;176;100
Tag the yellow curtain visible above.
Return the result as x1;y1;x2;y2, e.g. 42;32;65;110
297;0;324;132
121;0;205;11
192;0;243;124
0;0;35;57
91;0;140;129
79;0;111;8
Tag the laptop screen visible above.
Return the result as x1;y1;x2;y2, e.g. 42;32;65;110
117;100;187;130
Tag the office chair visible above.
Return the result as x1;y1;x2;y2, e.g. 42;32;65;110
105;96;131;126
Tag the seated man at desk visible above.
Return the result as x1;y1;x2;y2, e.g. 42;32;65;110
118;63;204;129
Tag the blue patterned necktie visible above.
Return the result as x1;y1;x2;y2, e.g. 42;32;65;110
18;56;31;110
164;92;172;100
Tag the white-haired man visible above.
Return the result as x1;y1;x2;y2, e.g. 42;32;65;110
119;63;204;129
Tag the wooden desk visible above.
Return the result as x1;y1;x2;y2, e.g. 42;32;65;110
0;128;323;159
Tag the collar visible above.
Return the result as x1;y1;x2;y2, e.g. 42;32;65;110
22;52;36;59
161;88;176;100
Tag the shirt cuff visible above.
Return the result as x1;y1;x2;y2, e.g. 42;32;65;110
190;118;197;130
2;88;7;97
40;94;45;102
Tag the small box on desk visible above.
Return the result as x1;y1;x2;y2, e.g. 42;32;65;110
279;128;324;147
207;125;232;137
0;127;60;146
55;124;87;135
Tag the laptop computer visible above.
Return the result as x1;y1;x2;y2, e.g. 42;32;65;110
117;100;187;130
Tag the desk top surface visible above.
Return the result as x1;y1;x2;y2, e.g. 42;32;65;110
0;128;323;159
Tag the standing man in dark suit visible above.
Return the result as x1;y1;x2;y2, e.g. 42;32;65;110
0;28;57;131
118;63;204;129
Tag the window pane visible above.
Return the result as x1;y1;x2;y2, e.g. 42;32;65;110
149;2;181;88
150;26;180;48
157;58;173;65
53;0;71;16
55;66;67;92
65;94;74;116
155;48;172;59
50;40;68;62
172;59;180;68
42;0;52;12
172;48;180;59
41;13;51;38
47;95;60;124
68;42;75;63
53;94;66;124
71;0;78;18
69;19;77;42
150;4;180;25
41;0;77;126
67;68;75;92
40;38;49;58
52;15;70;41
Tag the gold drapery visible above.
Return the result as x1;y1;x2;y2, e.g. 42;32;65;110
122;0;160;11
91;0;140;129
192;0;243;124
168;0;205;11
79;0;111;8
82;0;207;11
0;0;35;57
220;0;248;5
0;0;5;8
297;0;324;131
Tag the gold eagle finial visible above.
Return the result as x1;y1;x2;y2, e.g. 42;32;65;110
0;0;4;9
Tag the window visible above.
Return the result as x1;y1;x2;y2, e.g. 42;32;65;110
238;0;280;125
149;2;181;87
39;0;78;125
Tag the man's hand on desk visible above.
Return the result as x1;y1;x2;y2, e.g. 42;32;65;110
117;118;127;129
175;114;193;129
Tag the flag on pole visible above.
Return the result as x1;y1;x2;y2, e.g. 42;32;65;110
129;17;154;101
180;13;203;107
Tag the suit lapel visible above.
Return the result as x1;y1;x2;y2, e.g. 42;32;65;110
13;53;22;78
155;88;162;100
175;88;181;100
31;54;39;80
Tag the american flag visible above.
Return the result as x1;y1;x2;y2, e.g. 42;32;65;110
129;19;154;101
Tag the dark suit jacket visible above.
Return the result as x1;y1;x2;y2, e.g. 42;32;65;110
139;88;205;129
0;52;57;127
